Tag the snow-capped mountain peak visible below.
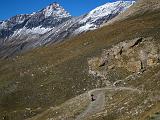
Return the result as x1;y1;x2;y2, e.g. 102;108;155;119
74;0;135;33
42;2;71;18
80;0;135;23
0;1;135;58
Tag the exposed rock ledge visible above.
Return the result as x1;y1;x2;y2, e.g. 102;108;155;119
88;37;160;82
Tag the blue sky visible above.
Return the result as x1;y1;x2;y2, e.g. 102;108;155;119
0;0;120;20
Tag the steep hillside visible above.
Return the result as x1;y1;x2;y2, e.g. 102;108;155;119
0;0;160;120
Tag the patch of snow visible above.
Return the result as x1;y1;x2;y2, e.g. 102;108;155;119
31;12;36;15
12;26;52;37
25;26;52;34
0;21;7;29
16;16;26;23
74;23;96;34
80;1;135;24
10;14;31;24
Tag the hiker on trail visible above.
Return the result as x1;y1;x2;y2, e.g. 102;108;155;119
2;115;7;120
91;94;96;101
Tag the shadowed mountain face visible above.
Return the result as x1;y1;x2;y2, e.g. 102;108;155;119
0;1;134;58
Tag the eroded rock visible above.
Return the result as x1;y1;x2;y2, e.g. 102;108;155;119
88;37;160;81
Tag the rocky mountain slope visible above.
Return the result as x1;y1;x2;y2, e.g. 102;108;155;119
105;0;160;25
0;0;160;120
0;1;134;58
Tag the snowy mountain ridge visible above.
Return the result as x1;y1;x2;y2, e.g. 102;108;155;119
80;1;135;23
41;2;71;18
75;1;135;33
0;1;135;58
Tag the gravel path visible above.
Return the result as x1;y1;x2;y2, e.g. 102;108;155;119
76;86;140;120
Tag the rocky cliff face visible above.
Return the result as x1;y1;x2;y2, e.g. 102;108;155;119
0;1;134;58
88;37;160;85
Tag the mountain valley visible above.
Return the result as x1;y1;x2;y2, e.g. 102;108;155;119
0;0;160;120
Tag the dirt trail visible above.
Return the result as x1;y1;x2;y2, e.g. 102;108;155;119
27;87;141;120
76;90;105;120
76;86;140;120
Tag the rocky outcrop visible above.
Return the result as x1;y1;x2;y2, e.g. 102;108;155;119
88;37;160;82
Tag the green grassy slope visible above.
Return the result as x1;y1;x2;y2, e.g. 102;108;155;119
0;10;160;119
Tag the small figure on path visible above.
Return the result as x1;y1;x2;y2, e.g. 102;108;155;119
91;94;96;101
